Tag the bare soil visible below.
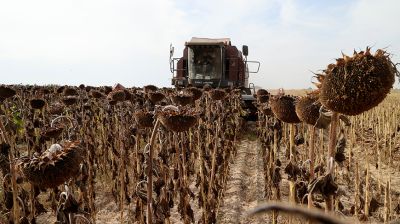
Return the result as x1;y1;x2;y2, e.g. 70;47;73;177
217;138;268;223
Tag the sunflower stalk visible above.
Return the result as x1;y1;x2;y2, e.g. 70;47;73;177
308;126;316;210
146;119;161;224
0;105;20;224
326;112;338;212
289;123;296;224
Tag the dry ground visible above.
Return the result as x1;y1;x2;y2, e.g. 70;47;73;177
217;138;267;223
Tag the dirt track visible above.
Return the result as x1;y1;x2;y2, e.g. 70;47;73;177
218;138;268;223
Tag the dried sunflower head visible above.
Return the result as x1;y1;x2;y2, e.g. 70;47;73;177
170;94;193;106
134;110;155;128
269;95;301;123
62;96;79;106
259;104;273;116
143;85;158;93
19;141;83;189
184;87;203;101
295;92;321;126
256;88;269;96
63;87;79;96
257;94;270;104
0;86;16;99
30;98;46;110
148;92;165;104
156;105;199;132
41;125;64;140
48;103;65;115
209;89;226;100
108;90;126;102
316;47;398;115
90;90;105;99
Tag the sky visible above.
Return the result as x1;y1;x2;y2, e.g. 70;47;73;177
0;0;399;89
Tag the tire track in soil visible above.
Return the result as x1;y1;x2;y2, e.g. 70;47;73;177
218;138;268;224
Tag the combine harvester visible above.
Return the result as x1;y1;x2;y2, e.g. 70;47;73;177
169;37;261;120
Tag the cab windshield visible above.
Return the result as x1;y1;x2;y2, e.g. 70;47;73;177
188;46;222;80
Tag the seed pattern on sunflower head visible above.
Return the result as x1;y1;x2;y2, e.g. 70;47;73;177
316;47;398;115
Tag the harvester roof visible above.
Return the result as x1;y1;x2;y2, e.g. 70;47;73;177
185;37;231;46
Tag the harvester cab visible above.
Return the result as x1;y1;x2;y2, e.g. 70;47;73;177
169;38;260;120
170;37;260;91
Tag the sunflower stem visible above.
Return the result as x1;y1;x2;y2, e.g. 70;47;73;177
146;119;160;224
326;111;338;212
308;125;316;207
0;105;20;224
289;123;296;224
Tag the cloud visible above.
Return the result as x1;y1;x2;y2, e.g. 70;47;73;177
0;0;399;88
